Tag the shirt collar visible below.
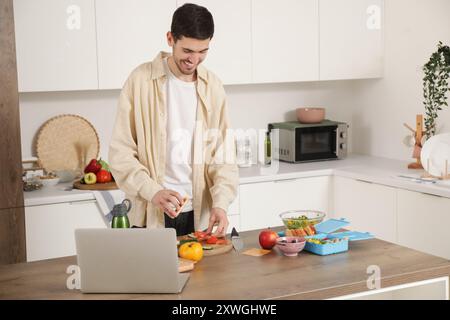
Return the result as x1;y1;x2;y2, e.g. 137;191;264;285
150;51;208;84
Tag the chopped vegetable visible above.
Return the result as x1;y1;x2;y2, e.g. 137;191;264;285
194;231;209;241
206;236;218;245
306;237;348;245
285;215;312;229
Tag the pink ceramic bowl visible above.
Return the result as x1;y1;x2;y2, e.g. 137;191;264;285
296;107;325;124
275;236;306;257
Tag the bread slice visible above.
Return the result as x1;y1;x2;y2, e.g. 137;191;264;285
174;196;189;216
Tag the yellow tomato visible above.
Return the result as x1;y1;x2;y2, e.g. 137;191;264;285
178;242;203;262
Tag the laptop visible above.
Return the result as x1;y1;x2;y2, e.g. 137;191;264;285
74;228;190;293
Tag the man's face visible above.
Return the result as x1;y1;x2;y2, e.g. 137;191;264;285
167;32;210;76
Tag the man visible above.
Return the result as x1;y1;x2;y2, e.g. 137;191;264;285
109;4;238;237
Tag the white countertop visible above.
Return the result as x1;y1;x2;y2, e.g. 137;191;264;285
240;154;450;198
24;183;96;207
24;154;450;206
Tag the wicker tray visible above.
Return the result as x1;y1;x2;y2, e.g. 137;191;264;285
36;114;100;173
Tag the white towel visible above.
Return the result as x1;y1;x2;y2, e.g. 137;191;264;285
92;190;126;223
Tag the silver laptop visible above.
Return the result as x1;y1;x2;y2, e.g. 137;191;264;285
75;228;189;293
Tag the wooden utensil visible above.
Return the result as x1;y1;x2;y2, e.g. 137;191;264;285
406;114;426;169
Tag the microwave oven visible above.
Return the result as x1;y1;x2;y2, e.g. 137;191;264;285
268;120;348;163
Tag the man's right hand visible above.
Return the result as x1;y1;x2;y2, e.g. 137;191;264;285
151;189;184;218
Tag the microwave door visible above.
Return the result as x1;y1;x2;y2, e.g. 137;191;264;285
295;126;337;162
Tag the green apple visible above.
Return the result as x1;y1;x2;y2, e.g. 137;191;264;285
84;172;97;185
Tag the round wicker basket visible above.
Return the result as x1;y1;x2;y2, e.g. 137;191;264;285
36;114;100;173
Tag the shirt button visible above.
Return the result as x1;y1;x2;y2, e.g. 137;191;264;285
160;112;164;117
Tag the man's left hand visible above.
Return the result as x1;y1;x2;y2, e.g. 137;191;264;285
206;207;229;237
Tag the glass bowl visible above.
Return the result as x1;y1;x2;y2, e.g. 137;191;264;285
39;175;60;187
280;210;326;230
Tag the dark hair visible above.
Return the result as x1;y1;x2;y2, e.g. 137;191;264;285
171;3;214;41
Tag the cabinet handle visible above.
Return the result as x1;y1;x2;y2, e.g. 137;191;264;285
421;192;444;199
274;178;299;183
69;200;97;205
355;179;373;184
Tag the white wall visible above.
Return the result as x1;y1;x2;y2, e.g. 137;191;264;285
19;90;120;161
226;81;356;130
19;80;356;161
350;0;450;160
19;0;450;163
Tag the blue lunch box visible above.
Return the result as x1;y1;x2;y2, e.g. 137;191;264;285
303;218;374;256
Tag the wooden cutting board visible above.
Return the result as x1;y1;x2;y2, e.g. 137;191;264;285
73;180;118;190
203;241;233;256
178;236;233;257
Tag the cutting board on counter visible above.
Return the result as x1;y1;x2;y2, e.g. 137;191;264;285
203;241;233;256
73;180;118;190
178;236;233;257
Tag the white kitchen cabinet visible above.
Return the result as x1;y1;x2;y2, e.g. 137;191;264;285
224;188;240;234
95;0;176;89
319;0;384;80
332;176;396;243
13;0;98;92
240;176;330;231
226;190;240;234
176;0;252;85
25;200;107;262
397;189;450;260
252;0;319;83
228;189;240;216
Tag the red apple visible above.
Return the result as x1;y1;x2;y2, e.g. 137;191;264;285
259;228;279;250
84;159;102;174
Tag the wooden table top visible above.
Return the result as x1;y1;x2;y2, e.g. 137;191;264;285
1;228;449;300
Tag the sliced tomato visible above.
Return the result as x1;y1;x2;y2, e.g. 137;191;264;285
194;231;209;241
194;231;206;237
206;236;218;244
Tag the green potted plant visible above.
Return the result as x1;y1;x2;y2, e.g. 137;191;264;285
422;41;450;139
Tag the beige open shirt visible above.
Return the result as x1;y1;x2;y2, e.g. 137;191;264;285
109;51;239;229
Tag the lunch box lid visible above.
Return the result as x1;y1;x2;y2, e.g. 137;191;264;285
328;231;374;241
314;218;349;234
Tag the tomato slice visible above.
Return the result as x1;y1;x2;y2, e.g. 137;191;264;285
206;236;218;244
194;231;209;241
194;231;207;237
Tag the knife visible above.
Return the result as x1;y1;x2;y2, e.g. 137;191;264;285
231;227;244;252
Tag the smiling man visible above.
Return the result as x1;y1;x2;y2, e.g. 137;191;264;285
109;3;238;237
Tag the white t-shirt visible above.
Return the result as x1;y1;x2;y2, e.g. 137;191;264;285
161;57;197;212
